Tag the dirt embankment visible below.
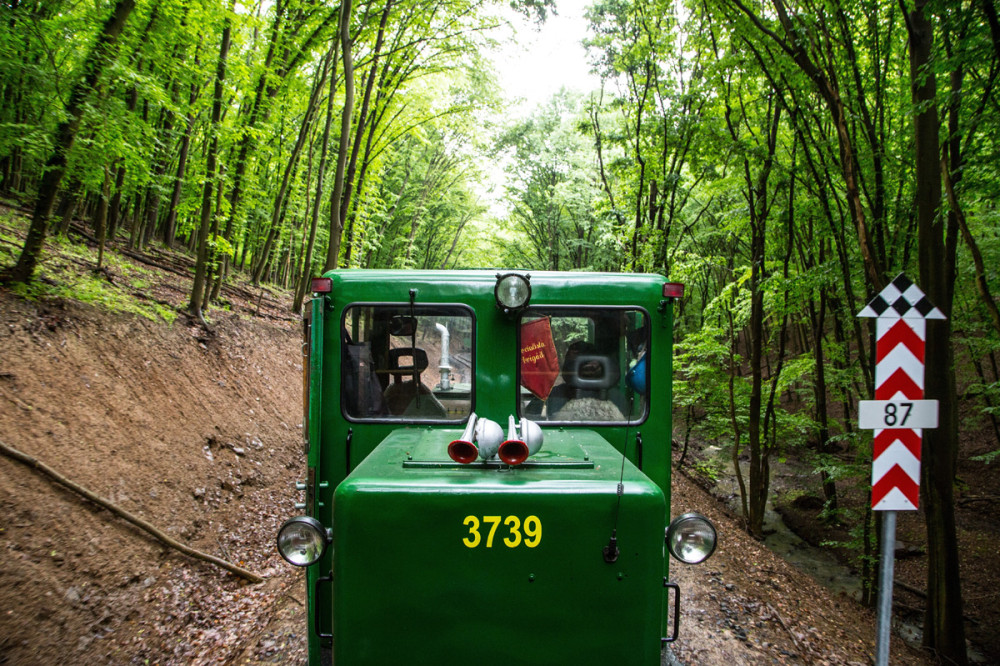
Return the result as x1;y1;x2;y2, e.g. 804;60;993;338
667;470;931;665
0;291;306;664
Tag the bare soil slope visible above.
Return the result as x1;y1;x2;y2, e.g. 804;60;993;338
0;290;305;664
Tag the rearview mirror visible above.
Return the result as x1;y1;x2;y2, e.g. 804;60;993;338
389;315;417;337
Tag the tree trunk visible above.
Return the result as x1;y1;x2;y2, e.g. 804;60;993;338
203;173;225;307
734;92;781;539
189;6;232;318
142;107;174;251
810;288;837;511
95;166;111;270
251;45;328;284
727;307;749;525
906;1;967;662
341;0;392;266
325;0;355;271
56;187;81;237
294;45;337;312
943;159;1000;336
163;79;200;248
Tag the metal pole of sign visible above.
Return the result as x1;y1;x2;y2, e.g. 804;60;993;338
875;510;896;666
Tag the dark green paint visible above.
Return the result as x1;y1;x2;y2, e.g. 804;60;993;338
305;293;329;659
334;429;665;665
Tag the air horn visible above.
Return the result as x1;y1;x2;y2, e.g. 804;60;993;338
448;413;504;463
498;416;543;465
448;412;480;464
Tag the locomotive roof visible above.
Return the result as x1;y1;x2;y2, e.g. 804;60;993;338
321;269;669;305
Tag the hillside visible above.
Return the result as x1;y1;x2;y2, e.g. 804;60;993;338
0;209;310;663
0;285;306;663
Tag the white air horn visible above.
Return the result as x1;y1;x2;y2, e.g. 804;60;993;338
448;413;504;463
474;417;504;461
498;416;543;465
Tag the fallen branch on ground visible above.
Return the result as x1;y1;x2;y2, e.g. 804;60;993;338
895;580;926;599
0;439;264;584
766;602;803;652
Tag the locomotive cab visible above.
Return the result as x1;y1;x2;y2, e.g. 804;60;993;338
278;270;716;665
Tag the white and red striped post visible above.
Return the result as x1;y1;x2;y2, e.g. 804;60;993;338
870;314;927;509
858;274;944;665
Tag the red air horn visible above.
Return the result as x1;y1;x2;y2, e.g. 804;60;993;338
448;412;479;464
448;414;504;463
498;416;543;465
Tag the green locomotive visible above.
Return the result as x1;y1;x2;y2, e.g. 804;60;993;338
277;270;716;665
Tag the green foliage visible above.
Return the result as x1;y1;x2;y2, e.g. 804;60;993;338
970;450;1000;465
674;343;749;463
493;90;606;270
208;234;235;259
577;0;1000;590
692;457;725;484
9;257;175;325
2;209;175;322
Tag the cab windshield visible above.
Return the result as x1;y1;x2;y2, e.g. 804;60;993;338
519;307;649;424
341;304;473;421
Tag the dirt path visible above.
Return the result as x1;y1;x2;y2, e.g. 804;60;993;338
226;575;308;665
665;471;930;665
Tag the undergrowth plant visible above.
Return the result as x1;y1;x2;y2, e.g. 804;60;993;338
2;208;177;324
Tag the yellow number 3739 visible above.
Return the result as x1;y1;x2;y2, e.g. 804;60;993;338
462;515;541;548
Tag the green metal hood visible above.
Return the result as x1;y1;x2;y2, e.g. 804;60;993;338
332;426;668;665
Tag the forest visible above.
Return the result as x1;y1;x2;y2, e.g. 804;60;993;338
1;0;998;663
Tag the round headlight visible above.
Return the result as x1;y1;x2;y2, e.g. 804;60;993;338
666;512;717;564
495;273;531;312
277;516;328;567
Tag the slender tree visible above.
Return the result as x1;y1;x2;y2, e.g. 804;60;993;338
1;0;136;284
904;0;966;661
189;2;234;320
325;0;356;271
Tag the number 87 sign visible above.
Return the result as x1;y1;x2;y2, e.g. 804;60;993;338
858;399;939;429
857;274;945;511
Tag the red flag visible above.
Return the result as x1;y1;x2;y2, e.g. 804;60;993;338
520;317;560;400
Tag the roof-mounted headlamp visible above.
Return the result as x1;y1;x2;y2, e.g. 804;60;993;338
495;273;531;315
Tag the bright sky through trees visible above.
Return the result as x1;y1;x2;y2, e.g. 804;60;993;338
492;0;600;114
476;0;600;219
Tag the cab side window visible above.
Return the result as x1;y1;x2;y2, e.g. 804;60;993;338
342;305;473;421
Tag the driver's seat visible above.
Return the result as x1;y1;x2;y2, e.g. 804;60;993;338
382;347;447;418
